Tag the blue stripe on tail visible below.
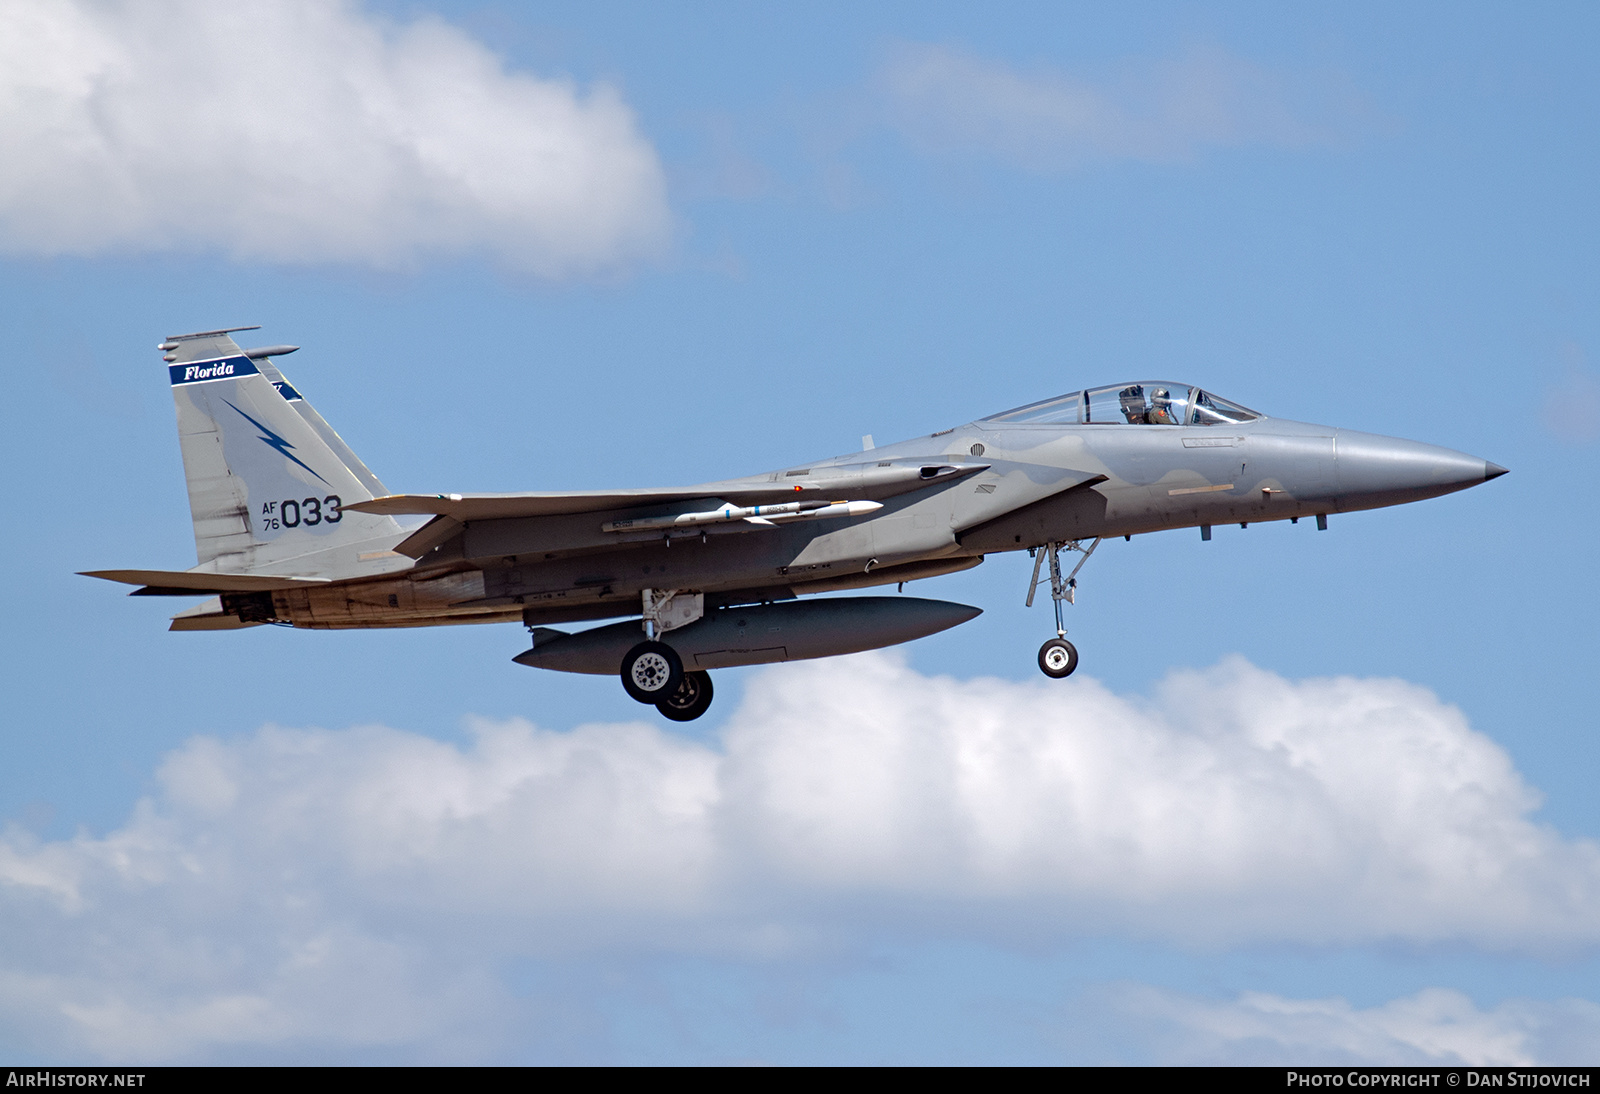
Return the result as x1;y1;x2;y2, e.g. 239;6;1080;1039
169;356;259;386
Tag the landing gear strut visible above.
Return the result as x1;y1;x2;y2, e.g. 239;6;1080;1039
620;588;717;719
1026;537;1100;679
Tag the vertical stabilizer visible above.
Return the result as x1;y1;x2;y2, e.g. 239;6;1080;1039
162;328;406;577
252;354;389;498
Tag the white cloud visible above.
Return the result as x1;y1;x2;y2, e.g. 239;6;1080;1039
721;654;1600;947
2;652;1598;1058
0;0;670;272
879;42;1353;171
1111;985;1600;1066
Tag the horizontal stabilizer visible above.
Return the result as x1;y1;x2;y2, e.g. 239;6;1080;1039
168;597;261;630
171;616;259;631
80;569;331;592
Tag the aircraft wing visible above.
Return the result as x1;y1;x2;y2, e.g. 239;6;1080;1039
345;463;991;522
344;485;824;521
79;569;332;593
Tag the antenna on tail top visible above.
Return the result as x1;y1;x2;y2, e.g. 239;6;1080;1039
158;325;261;350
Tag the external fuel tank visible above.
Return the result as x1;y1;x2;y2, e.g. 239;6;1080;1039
513;596;981;675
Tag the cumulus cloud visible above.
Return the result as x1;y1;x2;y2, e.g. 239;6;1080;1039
1110;985;1600;1066
2;653;1598;1058
879;42;1356;171
723;653;1600;946
0;0;670;272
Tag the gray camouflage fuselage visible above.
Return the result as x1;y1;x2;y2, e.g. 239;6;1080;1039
86;331;1505;654
275;396;1500;632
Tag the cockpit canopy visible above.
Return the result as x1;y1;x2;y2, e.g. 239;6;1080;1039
982;382;1261;427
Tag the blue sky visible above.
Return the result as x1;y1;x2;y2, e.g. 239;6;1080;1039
0;0;1596;1064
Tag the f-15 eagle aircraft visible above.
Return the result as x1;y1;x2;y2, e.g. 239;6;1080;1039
85;326;1507;721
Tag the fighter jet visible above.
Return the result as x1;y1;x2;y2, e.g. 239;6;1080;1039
84;326;1508;721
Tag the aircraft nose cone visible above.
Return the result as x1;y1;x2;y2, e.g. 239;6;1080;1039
1335;430;1505;504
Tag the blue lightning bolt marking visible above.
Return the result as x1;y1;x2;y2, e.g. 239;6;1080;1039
223;398;331;487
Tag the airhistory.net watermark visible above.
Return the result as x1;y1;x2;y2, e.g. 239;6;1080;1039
5;1075;145;1088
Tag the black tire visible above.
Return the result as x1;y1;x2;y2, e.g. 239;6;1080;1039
621;641;684;703
657;670;715;722
1037;637;1078;679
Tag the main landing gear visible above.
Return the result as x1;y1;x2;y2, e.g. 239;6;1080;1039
619;588;716;720
1026;537;1100;679
621;640;683;702
658;668;714;722
619;639;716;721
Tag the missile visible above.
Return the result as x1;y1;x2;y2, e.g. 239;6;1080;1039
513;595;982;675
601;499;881;534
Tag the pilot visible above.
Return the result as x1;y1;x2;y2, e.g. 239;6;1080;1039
1118;385;1147;424
1148;387;1178;425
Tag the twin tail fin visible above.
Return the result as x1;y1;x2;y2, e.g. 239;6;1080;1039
161;327;407;577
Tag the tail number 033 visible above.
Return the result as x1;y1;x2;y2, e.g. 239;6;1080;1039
259;495;343;530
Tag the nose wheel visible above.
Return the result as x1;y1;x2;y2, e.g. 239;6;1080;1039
1026;537;1099;679
1038;637;1078;678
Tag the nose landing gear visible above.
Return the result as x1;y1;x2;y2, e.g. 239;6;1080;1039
1038;637;1078;678
1026;537;1100;679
